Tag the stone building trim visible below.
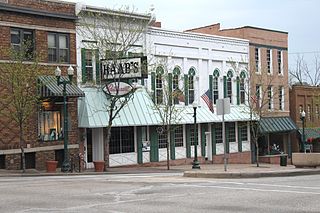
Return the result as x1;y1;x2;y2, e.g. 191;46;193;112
0;144;79;155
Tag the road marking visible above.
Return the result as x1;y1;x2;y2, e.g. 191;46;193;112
180;183;320;195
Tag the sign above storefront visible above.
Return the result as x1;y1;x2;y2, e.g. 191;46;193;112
101;56;147;80
102;81;133;97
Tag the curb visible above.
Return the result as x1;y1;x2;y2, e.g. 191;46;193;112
183;169;320;179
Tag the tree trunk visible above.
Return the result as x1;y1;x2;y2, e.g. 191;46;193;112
166;125;170;170
19;122;26;172
104;125;111;171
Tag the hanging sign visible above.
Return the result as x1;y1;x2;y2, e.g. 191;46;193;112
102;81;133;97
101;56;147;80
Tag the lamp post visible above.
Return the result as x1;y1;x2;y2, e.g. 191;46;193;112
192;101;200;169
55;66;74;172
300;110;306;152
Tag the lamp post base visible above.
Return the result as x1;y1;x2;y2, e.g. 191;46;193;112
61;160;71;172
192;160;201;169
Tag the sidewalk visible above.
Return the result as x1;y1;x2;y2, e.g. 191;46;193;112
0;163;320;178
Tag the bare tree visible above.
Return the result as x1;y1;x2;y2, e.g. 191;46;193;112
289;54;320;86
77;6;153;169
0;43;42;172
150;58;184;170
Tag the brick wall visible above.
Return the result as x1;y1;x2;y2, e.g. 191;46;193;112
0;0;80;170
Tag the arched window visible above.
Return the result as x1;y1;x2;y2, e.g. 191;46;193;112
227;70;233;103
173;66;182;104
156;66;164;104
212;69;220;104
239;71;246;104
188;67;196;104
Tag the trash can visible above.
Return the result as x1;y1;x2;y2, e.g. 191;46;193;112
280;155;287;166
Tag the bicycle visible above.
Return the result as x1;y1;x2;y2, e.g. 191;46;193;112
70;153;86;173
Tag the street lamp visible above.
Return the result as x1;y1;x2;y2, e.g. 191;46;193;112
192;101;200;169
300;110;306;152
55;66;74;172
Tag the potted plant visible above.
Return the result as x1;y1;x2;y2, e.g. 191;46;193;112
46;160;58;173
93;160;105;172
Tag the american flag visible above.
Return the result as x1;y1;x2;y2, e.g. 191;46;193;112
201;89;214;113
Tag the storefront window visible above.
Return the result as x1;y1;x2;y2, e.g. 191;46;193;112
38;100;63;141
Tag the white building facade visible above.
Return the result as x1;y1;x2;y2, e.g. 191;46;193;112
76;4;252;168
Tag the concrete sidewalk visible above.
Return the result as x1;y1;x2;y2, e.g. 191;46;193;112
0;163;320;178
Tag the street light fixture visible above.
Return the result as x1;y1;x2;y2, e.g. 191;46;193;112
300;110;306;152
55;66;74;172
192;101;200;169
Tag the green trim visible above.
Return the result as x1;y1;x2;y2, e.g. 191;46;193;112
184;74;189;106
223;76;227;98
201;124;207;157
173;66;181;75
81;48;87;83
240;70;246;79
168;73;173;106
227;70;233;78
156;66;164;75
226;125;229;154
150;127;159;162
213;68;220;77
151;72;156;102
188;67;196;76
95;49;100;83
211;125;216;156
170;130;175;160
137;127;143;164
236;76;240;105
186;125;191;158
238;124;242;152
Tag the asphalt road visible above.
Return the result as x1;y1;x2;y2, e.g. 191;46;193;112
0;173;320;213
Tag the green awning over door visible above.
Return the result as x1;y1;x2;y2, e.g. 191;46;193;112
259;117;297;134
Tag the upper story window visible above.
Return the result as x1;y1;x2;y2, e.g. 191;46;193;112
255;84;262;108
172;66;182;105
268;85;273;110
277;50;283;75
48;33;69;63
316;105;320;120
278;86;284;111
239;71;246;104
226;70;233;103
10;28;34;60
212;69;220;104
255;47;260;73
188;67;196;104
85;50;93;82
155;66;164;105
307;104;312;121
267;49;272;74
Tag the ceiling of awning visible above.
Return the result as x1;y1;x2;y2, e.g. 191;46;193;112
259;117;297;134
38;76;85;98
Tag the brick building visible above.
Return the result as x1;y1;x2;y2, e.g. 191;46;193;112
290;85;320;153
187;23;297;161
0;0;84;170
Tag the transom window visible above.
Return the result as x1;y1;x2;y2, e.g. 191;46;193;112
48;33;69;63
227;123;236;143
215;124;222;144
174;125;183;147
110;127;134;154
10;28;34;60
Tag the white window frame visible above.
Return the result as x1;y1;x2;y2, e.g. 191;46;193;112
255;47;261;74
279;86;284;111
277;50;283;75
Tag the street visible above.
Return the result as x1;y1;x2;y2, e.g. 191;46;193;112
0;173;320;213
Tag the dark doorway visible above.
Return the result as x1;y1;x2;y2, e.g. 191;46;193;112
55;149;64;168
22;152;35;169
87;129;93;163
0;155;5;169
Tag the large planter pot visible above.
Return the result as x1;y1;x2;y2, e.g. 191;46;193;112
46;160;58;173
93;161;105;172
292;153;320;168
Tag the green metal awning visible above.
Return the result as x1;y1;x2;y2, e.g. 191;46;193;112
38;76;85;98
78;87;162;128
298;128;320;140
259;117;297;134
